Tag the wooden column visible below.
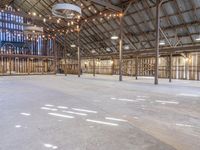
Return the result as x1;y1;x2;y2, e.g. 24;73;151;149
93;57;95;77
135;55;138;80
27;58;30;75
198;55;200;80
169;53;172;82
119;14;123;81
77;30;81;77
1;57;3;74
53;38;57;74
46;59;49;73
64;34;67;76
42;59;45;75
9;57;11;75
185;54;189;80
155;0;161;85
112;58;115;75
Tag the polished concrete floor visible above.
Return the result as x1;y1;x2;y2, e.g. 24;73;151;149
0;74;200;150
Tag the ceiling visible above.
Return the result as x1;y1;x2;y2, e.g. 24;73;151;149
2;0;200;58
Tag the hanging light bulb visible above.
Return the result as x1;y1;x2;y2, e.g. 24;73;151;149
71;44;76;48
196;35;200;41
32;12;36;16
159;40;165;45
111;35;119;40
124;45;130;50
119;13;123;17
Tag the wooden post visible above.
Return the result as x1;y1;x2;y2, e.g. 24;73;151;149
9;57;11;75
42;59;45;75
46;59;49;73
112;58;115;75
185;54;189;80
53;38;57;74
27;58;30;75
119;14;123;81
155;0;161;85
169;53;172;82
92;57;95;77
64;34;67;76
78;30;81;77
135;55;138;80
2;56;4;75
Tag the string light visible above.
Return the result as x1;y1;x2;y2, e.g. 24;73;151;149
1;6;123;38
2;5;120;26
119;13;123;17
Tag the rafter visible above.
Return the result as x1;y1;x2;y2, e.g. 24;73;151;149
88;0;123;12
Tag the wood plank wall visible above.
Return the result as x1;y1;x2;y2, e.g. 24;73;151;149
75;52;200;80
0;57;55;75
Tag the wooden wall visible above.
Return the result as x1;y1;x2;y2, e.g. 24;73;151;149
77;52;200;80
0;57;54;75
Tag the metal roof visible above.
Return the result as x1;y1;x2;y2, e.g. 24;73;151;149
2;0;200;57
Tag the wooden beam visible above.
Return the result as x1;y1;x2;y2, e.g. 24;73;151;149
119;15;123;81
85;45;200;58
77;30;81;77
89;0;123;12
0;54;54;59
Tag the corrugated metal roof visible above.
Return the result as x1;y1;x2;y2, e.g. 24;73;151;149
1;0;198;56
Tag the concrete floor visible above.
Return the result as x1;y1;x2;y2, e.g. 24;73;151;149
0;74;199;150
